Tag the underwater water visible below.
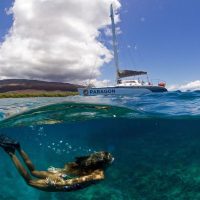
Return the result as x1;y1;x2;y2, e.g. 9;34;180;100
0;91;200;200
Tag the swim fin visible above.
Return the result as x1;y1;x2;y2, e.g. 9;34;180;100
0;134;20;153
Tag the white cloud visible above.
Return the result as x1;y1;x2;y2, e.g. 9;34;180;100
104;28;113;37
0;0;121;83
77;78;111;88
104;26;122;37
168;80;200;91
87;79;111;87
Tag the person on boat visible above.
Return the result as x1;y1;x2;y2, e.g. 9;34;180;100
0;134;114;192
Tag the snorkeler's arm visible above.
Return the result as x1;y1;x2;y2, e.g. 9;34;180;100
27;170;105;192
57;169;104;187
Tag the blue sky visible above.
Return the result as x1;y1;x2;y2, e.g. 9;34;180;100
0;0;200;88
103;0;200;86
0;0;13;42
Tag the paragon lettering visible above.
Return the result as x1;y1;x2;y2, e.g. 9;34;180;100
89;89;115;94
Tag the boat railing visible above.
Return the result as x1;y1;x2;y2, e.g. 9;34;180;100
150;79;166;87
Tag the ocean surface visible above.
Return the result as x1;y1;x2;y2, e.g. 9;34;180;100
0;91;200;200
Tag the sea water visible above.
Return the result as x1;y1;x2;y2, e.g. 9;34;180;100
0;91;200;200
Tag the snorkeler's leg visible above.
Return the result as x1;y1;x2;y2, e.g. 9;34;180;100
7;152;31;183
17;148;35;171
17;148;52;178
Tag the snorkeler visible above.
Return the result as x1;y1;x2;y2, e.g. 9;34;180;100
0;134;114;192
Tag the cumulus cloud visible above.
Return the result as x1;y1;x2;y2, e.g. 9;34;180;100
0;0;121;83
86;79;111;87
168;80;200;91
104;26;122;37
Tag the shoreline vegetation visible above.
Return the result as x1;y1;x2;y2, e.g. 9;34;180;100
0;91;78;98
0;79;81;98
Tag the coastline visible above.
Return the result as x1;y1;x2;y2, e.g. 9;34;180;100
0;90;78;98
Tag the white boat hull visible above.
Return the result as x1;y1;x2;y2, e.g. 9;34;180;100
78;86;167;96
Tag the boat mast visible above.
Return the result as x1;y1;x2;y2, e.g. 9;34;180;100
110;4;120;83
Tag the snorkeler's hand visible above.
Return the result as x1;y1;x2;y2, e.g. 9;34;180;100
92;170;104;180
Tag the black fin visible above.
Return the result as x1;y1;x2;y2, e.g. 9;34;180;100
0;134;20;151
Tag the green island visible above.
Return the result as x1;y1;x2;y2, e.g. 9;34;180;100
0;91;78;98
0;79;80;98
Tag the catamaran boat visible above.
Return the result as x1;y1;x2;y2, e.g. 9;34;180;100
78;4;167;96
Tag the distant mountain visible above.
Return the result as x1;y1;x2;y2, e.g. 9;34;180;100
0;79;83;93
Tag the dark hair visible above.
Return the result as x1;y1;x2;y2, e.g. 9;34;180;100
75;152;113;170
